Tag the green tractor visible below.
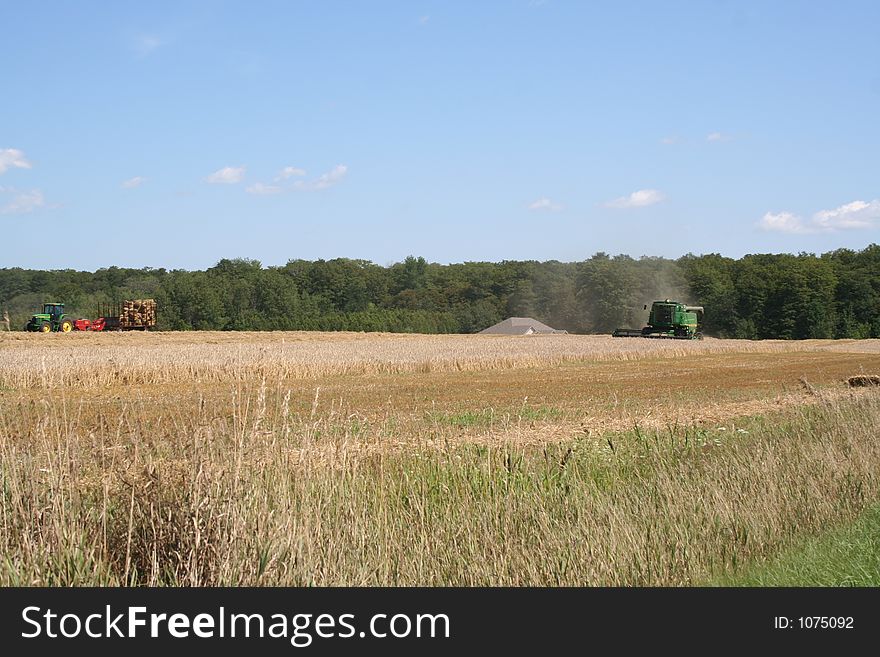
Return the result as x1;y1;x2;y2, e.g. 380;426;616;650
26;302;75;333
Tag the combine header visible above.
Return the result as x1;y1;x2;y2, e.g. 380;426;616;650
613;299;704;340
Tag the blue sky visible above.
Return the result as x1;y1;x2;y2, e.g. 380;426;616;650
2;1;879;270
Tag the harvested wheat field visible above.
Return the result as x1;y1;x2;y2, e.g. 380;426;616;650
1;331;880;585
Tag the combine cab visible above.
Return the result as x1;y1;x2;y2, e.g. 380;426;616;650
613;299;704;340
26;303;74;333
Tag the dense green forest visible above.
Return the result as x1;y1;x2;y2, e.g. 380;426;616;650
2;245;879;338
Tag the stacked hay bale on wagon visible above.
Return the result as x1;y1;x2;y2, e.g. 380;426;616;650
120;299;157;329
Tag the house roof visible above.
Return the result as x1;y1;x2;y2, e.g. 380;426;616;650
478;317;567;335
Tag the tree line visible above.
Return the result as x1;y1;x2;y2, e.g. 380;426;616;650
1;245;879;338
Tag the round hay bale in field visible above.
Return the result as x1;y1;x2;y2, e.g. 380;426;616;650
847;375;880;387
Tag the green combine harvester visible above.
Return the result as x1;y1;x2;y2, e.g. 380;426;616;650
612;299;704;340
25;302;74;333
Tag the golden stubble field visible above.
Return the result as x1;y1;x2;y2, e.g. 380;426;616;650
2;330;880;586
1;331;878;447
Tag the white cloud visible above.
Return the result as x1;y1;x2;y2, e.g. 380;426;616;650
758;200;880;234
813;200;880;230
604;189;665;209
205;166;246;184
293;164;348;191
245;164;348;197
246;182;282;195
121;176;146;189
0;187;45;215
528;197;563;211
0;148;32;174
274;166;307;181
706;132;731;142
660;136;679;145
418;15;430;25
758;211;812;234
134;34;163;57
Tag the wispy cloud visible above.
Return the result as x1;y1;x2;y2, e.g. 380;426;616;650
604;189;665;209
528;197;563;211
121;176;146;189
0;148;32;174
759;200;880;234
0;187;45;215
246;164;348;196
133;34;163;57
274;166;307;181
418;15;430;25
243;165;309;194
660;136;679;145
205;166;246;184
246;182;282;195
706;132;732;142
293;164;348;191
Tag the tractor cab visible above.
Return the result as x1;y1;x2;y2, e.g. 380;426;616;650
43;303;65;319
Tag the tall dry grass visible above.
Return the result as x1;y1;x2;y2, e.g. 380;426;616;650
1;378;879;585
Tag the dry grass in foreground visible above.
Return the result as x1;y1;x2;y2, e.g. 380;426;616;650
2;332;880;585
1;381;879;585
